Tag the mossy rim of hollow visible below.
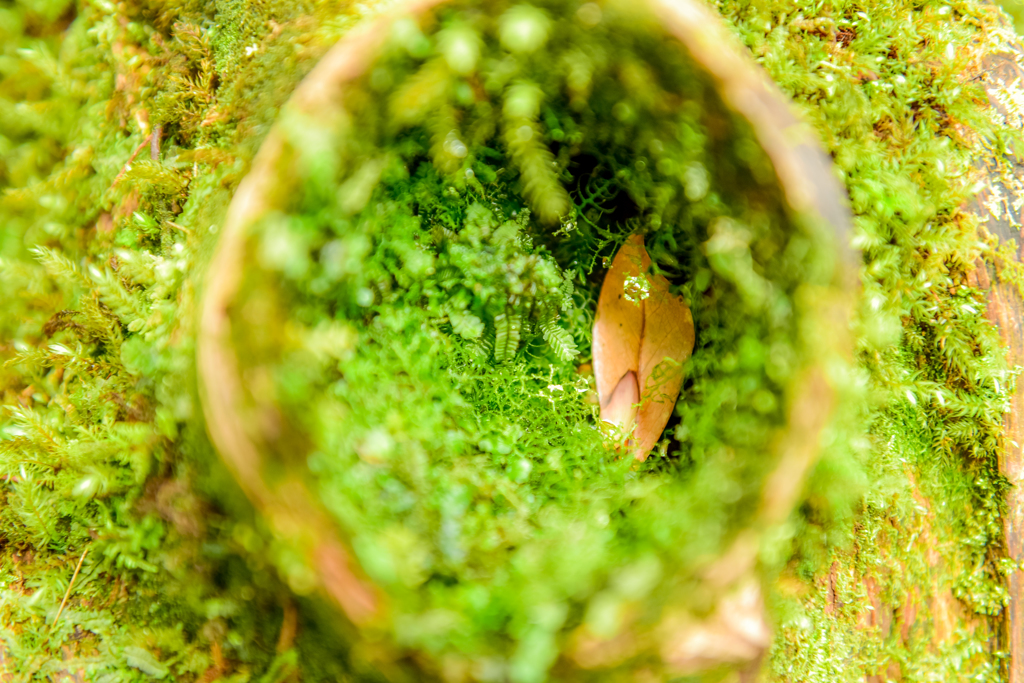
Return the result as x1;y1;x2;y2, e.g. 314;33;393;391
217;0;848;678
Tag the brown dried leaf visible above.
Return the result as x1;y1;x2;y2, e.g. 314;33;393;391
592;234;695;460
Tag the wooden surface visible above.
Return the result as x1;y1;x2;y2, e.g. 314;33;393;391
971;43;1024;683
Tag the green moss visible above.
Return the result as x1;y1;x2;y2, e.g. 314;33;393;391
715;0;1020;680
0;0;362;678
1;0;1022;680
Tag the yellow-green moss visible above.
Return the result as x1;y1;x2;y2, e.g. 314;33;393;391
1;0;1022;680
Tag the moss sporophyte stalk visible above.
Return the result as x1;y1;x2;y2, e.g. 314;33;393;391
1;0;1023;680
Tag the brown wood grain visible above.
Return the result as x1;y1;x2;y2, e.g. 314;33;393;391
971;44;1024;683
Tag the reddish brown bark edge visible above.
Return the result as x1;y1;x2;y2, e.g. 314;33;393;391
970;46;1024;683
983;266;1024;683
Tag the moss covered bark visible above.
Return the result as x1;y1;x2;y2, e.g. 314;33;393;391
1;0;1023;681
